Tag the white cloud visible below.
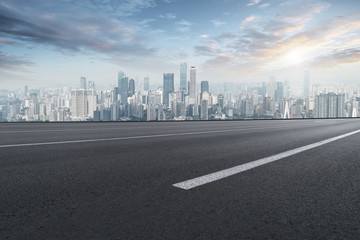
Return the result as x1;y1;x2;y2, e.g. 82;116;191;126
241;15;258;27
175;20;192;26
159;13;176;19
211;19;226;27
247;0;262;6
259;3;270;8
176;27;190;32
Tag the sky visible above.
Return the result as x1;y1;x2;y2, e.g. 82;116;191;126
0;0;360;90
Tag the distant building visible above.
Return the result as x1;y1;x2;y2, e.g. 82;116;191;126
144;76;150;91
118;71;128;104
314;92;345;118
80;77;87;90
128;79;135;96
200;99;208;120
71;89;87;118
180;62;187;92
200;81;209;100
163;73;174;107
190;66;196;100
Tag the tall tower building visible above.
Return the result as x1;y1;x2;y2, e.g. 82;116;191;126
144;76;150;91
200;99;208;120
80;77;87;90
118;71;128;104
180;62;187;92
71;89;87;118
304;71;310;97
337;93;345;118
128;79;135;96
200;80;209;99
88;81;95;90
163;73;174;107
190;66;196;100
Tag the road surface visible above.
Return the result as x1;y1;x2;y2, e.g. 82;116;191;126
1;119;360;239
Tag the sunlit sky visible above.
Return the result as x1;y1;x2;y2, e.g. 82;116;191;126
1;0;360;89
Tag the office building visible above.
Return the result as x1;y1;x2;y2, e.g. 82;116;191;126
144;76;149;91
190;66;196;100
200;81;209;100
180;62;187;92
129;79;135;96
80;77;87;90
163;73;174;107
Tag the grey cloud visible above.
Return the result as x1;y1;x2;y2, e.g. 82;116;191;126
195;45;223;56
0;51;34;70
65;0;156;17
306;48;360;68
0;3;157;58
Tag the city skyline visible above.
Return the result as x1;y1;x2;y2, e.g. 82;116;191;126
1;0;360;89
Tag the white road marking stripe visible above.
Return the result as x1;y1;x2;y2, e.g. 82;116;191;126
173;129;360;190
0;124;324;148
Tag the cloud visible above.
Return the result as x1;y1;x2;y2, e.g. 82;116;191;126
259;3;270;8
175;19;191;32
159;13;176;19
195;45;223;57
175;20;191;26
306;48;360;68
247;0;262;6
276;1;330;23
0;50;34;70
66;0;156;18
0;1;156;58
211;19;226;27
241;15;258;26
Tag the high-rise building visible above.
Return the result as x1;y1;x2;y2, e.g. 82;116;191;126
314;92;344;118
87;89;97;118
113;87;119;102
144;76;150;91
71;89;87;118
314;93;327;118
118;71;128;104
337;93;345;118
190;66;196;100
163;73;174;107
200;99;208;120
180;62;187;92
200;80;209;99
24;85;28;97
88;81;95;90
128;79;135;96
328;92;337;118
304;71;310;97
80;77;87;90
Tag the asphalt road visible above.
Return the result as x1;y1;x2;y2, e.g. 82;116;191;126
1;119;360;239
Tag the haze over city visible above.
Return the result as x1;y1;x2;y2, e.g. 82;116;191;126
1;0;360;89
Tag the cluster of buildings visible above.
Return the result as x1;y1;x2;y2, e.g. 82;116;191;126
0;65;359;122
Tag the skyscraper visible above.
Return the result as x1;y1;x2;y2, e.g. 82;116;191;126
88;81;95;90
128;79;135;96
118;71;128;104
80;77;87;90
304;71;310;97
144;76;149;91
180;62;187;92
200;80;209;99
190;66;196;100
71;89;87;118
200;99;208;120
163;73;174;107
